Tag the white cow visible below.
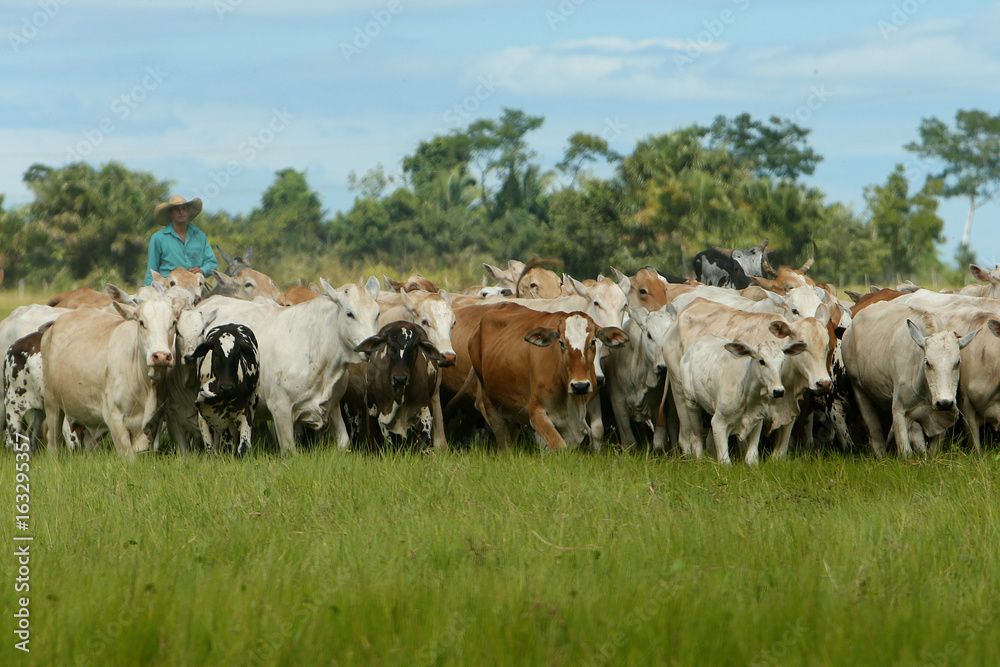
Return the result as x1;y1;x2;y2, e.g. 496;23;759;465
603;306;674;448
924;303;1000;453
657;298;832;459
668;285;826;322
42;297;185;458
679;335;804;465
841;301;978;458
195;277;381;453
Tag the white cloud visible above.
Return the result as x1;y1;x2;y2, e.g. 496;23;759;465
553;36;725;54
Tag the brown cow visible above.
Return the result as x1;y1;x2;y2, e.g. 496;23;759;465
468;303;627;451
282;284;321;305
384;273;439;293
46;287;111;309
752;242;817;294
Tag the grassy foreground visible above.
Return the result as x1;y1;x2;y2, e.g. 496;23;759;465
3;446;1000;666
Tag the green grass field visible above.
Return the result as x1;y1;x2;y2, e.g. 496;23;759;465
4;445;1000;666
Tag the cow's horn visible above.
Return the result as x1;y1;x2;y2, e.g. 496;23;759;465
711;246;733;258
799;241;817;273
758;238;769;250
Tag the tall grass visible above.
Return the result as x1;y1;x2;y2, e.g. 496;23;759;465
3;447;1000;666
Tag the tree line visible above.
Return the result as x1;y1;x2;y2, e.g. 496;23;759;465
1;108;997;290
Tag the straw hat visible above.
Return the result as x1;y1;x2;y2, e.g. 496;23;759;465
154;195;203;225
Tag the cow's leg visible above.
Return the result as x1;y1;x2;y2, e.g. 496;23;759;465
744;421;765;467
679;399;705;458
237;409;254;457
889;405;912;458
197;413;215;455
42;389;64;454
429;379;448;451
853;388;886;458
104;408;134;460
772;423;795;459
709;415;732;464
959;394;982;453
909;422;927;455
586;395;605;450
528;403;568;451
610;389;637;449
653;379;671;451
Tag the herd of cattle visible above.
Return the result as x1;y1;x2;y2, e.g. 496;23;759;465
3;241;1000;464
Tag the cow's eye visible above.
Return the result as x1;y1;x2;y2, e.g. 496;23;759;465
244;282;253;289
346;311;356;319
647;332;653;340
792;309;799;315
421;319;429;327
758;358;765;366
639;288;648;295
138;320;145;328
559;340;566;349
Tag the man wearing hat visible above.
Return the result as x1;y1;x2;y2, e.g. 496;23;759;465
144;195;218;286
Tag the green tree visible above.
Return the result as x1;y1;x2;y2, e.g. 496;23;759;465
708;113;823;181
20;161;170;284
556;132;622;187
905;109;1000;254
466;108;545;219
246;169;326;256
863;164;945;281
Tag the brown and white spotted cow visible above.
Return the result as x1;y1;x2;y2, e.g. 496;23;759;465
350;321;447;446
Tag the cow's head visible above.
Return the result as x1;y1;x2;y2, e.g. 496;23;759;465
778;286;825;322
185;324;260;399
166;268;206;304
616;267;668;311
724;338;805;400
113;296;185;371
730;238;769;278
969;264;1000;299
629;305;674;384
767;304;833;394
176;307;218;362
212;268;285;304
907;318;979;411
323;276;381;362
525;313;628;396
217;244;253;277
356;322;446;403
399;289;457;367
384;273;438;293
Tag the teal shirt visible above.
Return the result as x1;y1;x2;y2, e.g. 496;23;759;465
145;224;218;285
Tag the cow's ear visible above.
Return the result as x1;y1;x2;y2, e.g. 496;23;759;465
218;247;234;267
958;328;980;349
562;275;586;296
438;289;453;306
353;334;385;355
768;321;792;339
202;309;218;332
906;319;927;349
483;263;504;283
151;270;166;285
243;245;253;266
524;327;559;347
418;340;447;363
628;305;649;327
113;301;138;320
988;319;1000;338
184;341;213;365
611;267;629;285
364;276;381;300
764;290;783;306
845;290;861;303
969;264;987;282
400;288;417;314
724;341;752;357
813;303;831;326
596;327;629;348
106;283;136;305
171;297;186;317
213;269;234;286
384;274;399;291
320;278;341;303
783;342;808;356
615;271;631;296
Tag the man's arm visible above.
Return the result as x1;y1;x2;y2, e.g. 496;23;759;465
144;233;161;286
195;231;218;277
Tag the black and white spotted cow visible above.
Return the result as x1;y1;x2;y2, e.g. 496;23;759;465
184;323;260;457
4;330;45;450
692;238;770;289
351;321;447;445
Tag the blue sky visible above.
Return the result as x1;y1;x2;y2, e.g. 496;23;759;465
3;0;1000;267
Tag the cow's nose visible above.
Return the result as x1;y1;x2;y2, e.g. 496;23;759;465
439;352;457;368
151;351;173;366
935;399;954;411
655;363;667;375
813;379;832;394
570;381;592;395
219;379;235;392
391;374;408;388
772;388;785;398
